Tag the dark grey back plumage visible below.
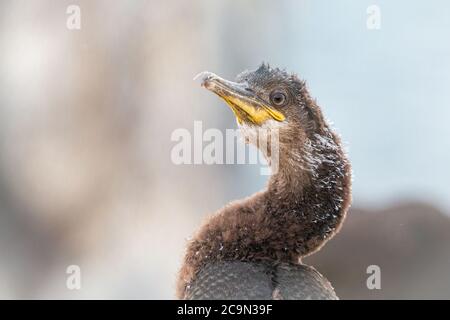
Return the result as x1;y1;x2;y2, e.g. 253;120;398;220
185;261;338;300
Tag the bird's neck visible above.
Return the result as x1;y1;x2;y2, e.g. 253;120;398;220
261;126;352;258
177;125;352;296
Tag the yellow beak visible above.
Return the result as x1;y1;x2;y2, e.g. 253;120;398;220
199;72;285;125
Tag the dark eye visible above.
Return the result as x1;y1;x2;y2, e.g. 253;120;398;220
270;91;287;106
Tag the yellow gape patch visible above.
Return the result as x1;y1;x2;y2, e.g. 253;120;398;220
222;95;285;125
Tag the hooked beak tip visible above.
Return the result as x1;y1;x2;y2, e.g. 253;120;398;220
193;71;217;89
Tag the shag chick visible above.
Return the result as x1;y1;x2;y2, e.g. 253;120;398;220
177;64;352;300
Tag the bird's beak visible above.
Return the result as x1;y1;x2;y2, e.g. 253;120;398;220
198;72;285;125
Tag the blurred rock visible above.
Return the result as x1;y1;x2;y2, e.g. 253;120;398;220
305;202;450;299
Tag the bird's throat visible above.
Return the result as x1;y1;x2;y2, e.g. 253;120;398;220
264;128;352;258
177;125;352;298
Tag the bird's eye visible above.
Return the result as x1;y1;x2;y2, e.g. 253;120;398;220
270;91;287;106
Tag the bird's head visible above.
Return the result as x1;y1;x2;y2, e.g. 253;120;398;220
199;64;326;149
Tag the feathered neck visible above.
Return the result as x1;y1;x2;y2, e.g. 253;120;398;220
264;125;352;257
176;121;352;298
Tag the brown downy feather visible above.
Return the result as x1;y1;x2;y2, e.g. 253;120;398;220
176;66;352;299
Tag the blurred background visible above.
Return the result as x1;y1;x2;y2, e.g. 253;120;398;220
0;0;449;299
